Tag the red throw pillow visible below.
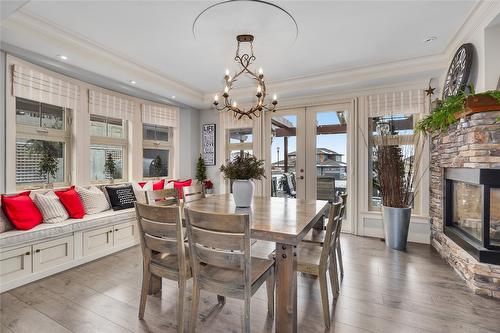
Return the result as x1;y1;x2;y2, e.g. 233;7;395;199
172;179;192;199
138;181;147;188
1;191;42;230
153;179;165;191
55;186;85;219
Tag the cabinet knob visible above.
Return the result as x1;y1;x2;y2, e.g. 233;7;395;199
115;229;119;232
35;249;41;253
25;252;30;256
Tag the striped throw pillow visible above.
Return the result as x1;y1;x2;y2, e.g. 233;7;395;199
76;186;110;215
33;191;69;224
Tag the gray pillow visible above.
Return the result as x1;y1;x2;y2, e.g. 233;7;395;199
76;186;110;215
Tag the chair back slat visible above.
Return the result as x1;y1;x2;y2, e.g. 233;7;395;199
144;233;179;254
185;208;250;271
320;201;342;265
135;202;185;268
191;226;245;250
182;185;205;204
186;209;246;233
146;188;180;206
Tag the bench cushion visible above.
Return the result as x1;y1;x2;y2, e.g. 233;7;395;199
0;208;135;248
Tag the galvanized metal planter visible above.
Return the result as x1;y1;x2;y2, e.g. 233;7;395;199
382;206;411;250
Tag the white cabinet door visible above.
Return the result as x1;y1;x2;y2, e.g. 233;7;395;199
32;236;74;273
0;246;32;283
83;226;114;256
113;222;136;246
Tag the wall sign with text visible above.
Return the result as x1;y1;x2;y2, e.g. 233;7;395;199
202;123;216;166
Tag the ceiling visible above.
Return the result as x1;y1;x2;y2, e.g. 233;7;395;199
0;1;478;108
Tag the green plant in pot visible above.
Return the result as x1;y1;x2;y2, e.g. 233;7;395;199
104;153;116;184
195;154;207;184
220;153;265;207
373;121;425;250
27;140;60;189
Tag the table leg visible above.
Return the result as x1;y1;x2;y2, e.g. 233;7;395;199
149;274;162;295
275;242;297;333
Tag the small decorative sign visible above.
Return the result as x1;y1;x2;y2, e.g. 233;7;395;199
202;123;216;166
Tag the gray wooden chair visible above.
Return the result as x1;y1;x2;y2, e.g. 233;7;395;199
135;202;190;332
145;188;180;206
184;208;275;333
182;185;205;204
295;201;342;328
302;193;347;277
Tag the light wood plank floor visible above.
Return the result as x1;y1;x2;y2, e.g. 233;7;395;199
2;234;499;333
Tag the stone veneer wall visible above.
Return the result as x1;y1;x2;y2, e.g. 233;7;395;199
430;110;500;298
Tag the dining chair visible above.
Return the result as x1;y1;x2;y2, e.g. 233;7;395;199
145;188;180;206
182;185;205;204
302;193;348;278
184;208;275;333
295;200;342;328
135;202;190;332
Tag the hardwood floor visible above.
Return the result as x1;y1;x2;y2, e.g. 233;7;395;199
2;234;499;333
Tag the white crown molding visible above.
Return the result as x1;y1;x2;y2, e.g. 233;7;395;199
1;10;205;107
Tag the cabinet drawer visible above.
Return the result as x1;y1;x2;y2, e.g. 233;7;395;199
0;246;32;283
113;222;136;246
33;236;74;273
83;226;113;256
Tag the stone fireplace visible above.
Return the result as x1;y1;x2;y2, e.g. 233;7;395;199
430;110;500;298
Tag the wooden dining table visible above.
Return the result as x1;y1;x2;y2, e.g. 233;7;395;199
186;193;329;333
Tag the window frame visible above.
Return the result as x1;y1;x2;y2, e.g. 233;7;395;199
142;123;173;179
15;97;71;189
226;127;253;160
89;116;128;184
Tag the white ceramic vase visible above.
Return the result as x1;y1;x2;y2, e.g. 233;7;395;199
232;180;254;207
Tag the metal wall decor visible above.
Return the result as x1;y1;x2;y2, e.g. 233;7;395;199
442;43;474;100
213;34;278;119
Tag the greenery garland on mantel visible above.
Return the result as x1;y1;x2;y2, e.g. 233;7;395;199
415;87;500;134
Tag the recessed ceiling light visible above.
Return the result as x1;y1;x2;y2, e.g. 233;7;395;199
57;54;68;60
129;80;137;85
172;95;176;99
423;36;438;44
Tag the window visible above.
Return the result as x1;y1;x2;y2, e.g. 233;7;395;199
142;124;172;178
368;114;418;211
15;97;70;187
227;128;253;159
90;116;127;182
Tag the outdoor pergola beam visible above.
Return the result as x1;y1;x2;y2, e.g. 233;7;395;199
275;124;348;137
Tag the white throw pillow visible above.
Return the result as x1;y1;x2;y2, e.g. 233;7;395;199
33;191;69;224
76;186;110;214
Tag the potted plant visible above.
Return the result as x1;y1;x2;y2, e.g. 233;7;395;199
373;121;425;250
27;140;60;189
104;153;116;184
152;155;163;179
196;155;207;184
203;179;214;194
220;153;265;207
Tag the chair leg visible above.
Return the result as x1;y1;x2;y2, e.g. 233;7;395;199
138;264;151;319
319;270;330;328
337;240;344;278
243;295;251;333
177;280;186;333
329;253;340;298
266;268;275;318
189;280;200;333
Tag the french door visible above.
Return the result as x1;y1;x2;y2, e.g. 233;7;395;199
265;101;355;232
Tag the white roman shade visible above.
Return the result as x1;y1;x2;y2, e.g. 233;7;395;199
88;90;135;121
141;103;179;128
366;89;425;117
220;111;254;129
12;64;80;109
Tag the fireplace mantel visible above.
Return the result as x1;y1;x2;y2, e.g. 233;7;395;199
430;110;500;298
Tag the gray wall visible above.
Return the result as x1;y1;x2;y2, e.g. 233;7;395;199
178;107;200;180
1;51;5;193
199;109;221;192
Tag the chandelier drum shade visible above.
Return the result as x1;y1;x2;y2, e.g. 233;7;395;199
213;34;278;119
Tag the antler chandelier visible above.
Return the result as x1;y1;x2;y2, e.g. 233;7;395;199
213;34;278;119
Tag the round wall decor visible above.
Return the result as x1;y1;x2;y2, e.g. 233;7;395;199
442;43;474;100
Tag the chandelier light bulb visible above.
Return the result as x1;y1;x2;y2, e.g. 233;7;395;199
214;94;219;102
225;69;230;76
257;85;262;93
258;67;263;75
224;86;229;93
232;101;237;107
273;94;277;101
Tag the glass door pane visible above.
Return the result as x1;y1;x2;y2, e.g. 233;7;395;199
315;111;347;200
271;115;298;198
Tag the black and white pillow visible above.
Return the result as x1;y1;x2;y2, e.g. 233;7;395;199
76;186;110;214
33;191;69;223
105;185;137;210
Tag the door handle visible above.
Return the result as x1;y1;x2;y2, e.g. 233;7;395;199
298;176;304;180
